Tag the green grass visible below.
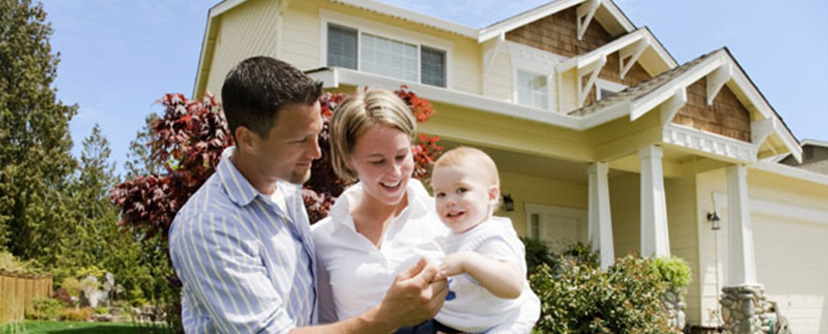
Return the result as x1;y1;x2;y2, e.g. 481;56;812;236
1;321;147;334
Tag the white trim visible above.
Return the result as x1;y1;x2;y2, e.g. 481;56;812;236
513;69;550;111
706;63;733;106
713;192;828;226
595;78;627;101
619;37;648;79
479;0;634;43
801;138;828;148
210;0;246;18
308;67;582;128
750;118;775;148
639;145;671;258
577;55;606;108
658;88;687;126
587;162;614;269
632;52;727;116
319;9;453;89
482;33;506;79
524;203;589;245
725;166;757;286
508;42;565;112
332;0;477;37
577;0;600;41
663;123;757;163
750;161;828;187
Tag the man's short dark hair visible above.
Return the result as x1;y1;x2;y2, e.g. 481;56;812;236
221;56;323;139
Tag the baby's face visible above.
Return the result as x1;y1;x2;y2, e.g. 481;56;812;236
431;164;496;234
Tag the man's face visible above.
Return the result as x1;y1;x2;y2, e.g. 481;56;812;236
249;101;323;186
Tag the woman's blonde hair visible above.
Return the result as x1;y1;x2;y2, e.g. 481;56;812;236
330;89;417;182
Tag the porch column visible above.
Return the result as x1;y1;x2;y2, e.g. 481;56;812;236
726;165;757;285
587;162;614;269
639;145;670;258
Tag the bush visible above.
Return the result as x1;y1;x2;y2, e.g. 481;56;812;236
650;256;692;288
95;306;109;314
520;237;554;276
60;307;95;321
60;277;82;297
529;253;674;334
52;287;73;306
25;298;63;320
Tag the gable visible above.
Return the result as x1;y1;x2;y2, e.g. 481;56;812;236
505;5;614;58
673;79;751;142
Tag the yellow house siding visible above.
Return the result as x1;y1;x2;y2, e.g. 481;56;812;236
482;51;513;102
665;176;701;325
205;0;280;98
696;167;828;330
421;102;593;162
609;172;640;258
280;0;321;69
499;172;588;237
588;111;663;161
285;0;481;94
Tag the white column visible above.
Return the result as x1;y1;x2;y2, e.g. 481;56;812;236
588;162;615;269
639;145;670;258
726;165;757;286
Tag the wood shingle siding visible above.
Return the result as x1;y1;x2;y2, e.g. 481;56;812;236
673;78;751;142
505;6;614;58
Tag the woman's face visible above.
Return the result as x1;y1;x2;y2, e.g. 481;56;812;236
349;124;414;207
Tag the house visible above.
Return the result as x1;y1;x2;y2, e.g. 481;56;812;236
193;0;828;332
775;139;828;174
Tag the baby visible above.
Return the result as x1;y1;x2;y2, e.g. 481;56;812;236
429;146;530;334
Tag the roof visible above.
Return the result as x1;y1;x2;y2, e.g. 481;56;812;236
569;48;719;117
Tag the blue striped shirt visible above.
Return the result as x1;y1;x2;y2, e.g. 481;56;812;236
169;147;317;334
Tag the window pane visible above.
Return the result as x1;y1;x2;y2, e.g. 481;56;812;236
361;33;418;82
517;70;548;110
327;24;357;70
421;47;446;87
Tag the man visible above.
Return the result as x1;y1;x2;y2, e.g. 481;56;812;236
169;56;447;334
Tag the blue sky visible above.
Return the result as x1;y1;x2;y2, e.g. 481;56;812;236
40;0;828;176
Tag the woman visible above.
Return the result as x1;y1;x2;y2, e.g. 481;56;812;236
312;89;539;333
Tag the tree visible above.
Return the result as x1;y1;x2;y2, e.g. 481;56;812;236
0;0;78;264
124;113;162;179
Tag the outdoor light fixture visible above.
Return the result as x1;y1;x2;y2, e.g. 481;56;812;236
707;212;721;231
502;194;514;212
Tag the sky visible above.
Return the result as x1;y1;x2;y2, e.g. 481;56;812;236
39;0;828;176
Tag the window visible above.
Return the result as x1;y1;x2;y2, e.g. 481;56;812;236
516;70;548;110
326;24;447;87
530;214;541;239
421;47;446;87
327;24;358;70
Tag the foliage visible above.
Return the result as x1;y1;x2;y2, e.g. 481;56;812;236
520;237;554;277
0;0;78;266
529;247;674;334
51;288;72;306
94;307;109;315
2;321;145;334
0;251;41;275
59;307;94;322
650;256;692;288
304;87;443;223
24;298;62;320
58;277;81;297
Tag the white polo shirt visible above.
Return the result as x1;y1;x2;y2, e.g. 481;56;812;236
311;179;449;322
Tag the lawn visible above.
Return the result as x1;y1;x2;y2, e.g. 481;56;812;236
0;321;159;334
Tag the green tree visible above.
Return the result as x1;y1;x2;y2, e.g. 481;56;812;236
0;0;78;264
124;113;161;179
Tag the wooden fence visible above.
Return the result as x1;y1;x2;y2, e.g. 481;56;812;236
0;271;53;326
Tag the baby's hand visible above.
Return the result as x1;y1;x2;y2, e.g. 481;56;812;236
438;252;472;277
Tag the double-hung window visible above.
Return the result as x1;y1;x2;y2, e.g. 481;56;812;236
516;70;548;110
326;23;447;88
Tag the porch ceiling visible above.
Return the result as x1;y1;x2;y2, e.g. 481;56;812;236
439;139;622;184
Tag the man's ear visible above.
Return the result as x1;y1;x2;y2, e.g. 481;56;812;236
234;126;260;154
488;185;500;205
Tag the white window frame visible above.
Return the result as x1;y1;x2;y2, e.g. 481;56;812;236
595;79;627;100
514;69;550;110
320;9;453;88
508;41;565;112
524;203;588;248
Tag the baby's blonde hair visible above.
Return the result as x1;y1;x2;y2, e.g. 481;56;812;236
434;146;500;189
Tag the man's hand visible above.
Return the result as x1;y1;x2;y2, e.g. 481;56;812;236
375;258;448;329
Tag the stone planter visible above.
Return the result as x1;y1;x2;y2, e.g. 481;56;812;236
661;284;687;330
720;285;776;334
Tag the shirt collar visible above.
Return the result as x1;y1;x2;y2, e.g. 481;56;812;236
216;147;259;207
327;178;433;231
